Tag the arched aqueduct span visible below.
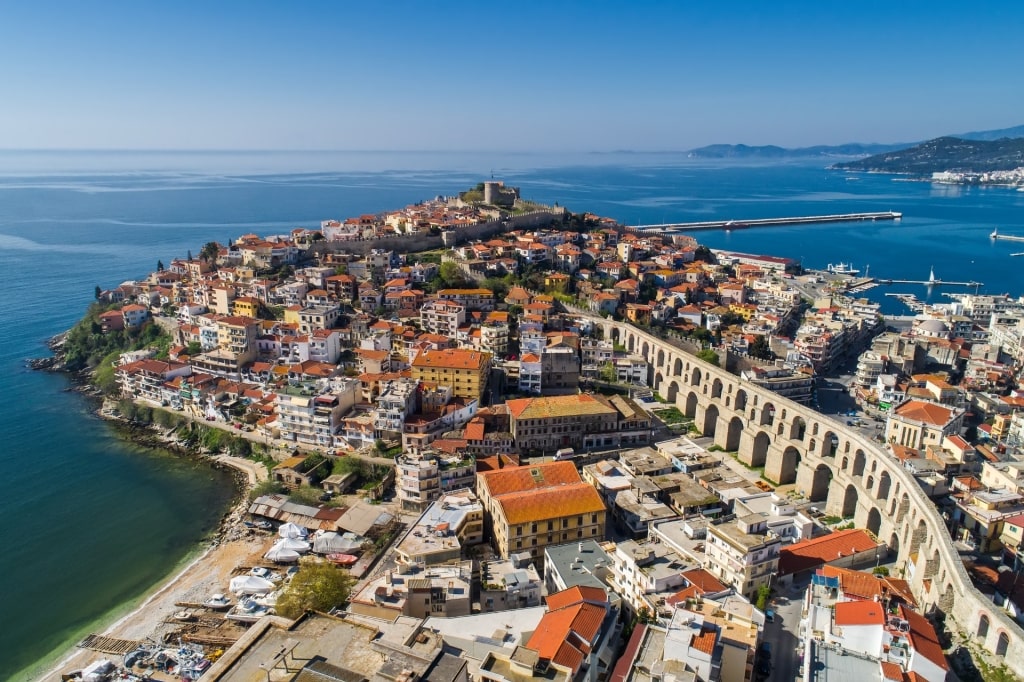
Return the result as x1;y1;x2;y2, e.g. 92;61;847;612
592;317;1023;673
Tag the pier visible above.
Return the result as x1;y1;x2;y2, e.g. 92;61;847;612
629;211;902;233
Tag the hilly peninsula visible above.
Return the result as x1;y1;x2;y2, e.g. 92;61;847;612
687;142;904;159
833;136;1024;175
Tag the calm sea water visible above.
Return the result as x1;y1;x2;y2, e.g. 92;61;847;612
2;151;1022;680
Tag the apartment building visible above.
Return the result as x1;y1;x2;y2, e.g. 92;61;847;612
476;461;607;565
396;449;477;513
705;515;781;601
410;348;490;402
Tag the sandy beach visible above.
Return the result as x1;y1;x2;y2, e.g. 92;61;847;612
36;456;272;682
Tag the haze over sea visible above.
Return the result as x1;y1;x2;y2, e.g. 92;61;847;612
3;150;1023;680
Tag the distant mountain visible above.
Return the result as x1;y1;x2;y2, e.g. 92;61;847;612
687;142;904;159
954;124;1024;142
832;136;1024;174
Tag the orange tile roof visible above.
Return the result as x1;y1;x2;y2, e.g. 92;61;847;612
505;393;617;421
834;600;885;626
411;348;488;370
497;484;605;525
464;419;486;442
880;660;903;681
893;399;954;426
477;460;582;497
545;586;607;611
779;529;880;575
691;626;717;655
526;594;606;674
681;568;728;595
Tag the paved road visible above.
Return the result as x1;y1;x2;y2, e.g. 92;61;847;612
760;581;808;681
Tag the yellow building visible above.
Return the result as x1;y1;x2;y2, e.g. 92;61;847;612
476;461;607;564
410;348;490;402
232;296;261;318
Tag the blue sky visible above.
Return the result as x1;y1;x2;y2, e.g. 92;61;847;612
0;1;1021;151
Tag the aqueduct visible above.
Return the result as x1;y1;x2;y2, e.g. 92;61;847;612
597;317;1024;674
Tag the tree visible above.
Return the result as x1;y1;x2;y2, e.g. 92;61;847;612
693;245;714;263
157;260;164;272
187;249;194;261
200;241;220;264
599;361;618;384
438;261;465;287
749;335;774;360
696;349;720;366
185;341;203;356
94;285;102;300
755;584;771;611
275;558;354;619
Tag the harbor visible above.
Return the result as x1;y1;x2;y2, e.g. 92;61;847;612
629;210;903;233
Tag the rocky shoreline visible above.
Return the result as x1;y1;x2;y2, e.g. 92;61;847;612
28;330;257;546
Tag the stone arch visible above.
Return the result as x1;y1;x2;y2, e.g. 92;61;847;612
909;519;928;556
779;446;801;485
751;432;770;468
684;391;698;418
844;441;850;454
877;471;892;501
871;460;878;474
760;402;776;427
701;404;719;437
977;614;990;640
666;380;680;404
841;484;858;518
790;416;807;441
892;489;909;520
866;475;875;492
866;508;882;536
938;583;955;615
673;357;683;376
809;464;831;502
657;348;665;369
641;341;650;359
691;367;701;387
610;326;621;346
889;532;900;556
735;389;747;412
725;416;743;451
997;631;1009;657
627;334;635;353
655;372;664;392
711;378;723;400
822;431;838;458
840;456;849;471
812;422;820;437
852;450;866;478
780;408;788;421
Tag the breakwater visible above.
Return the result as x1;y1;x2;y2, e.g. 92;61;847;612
628;211;902;233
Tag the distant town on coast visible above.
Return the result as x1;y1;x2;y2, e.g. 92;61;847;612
49;178;1024;682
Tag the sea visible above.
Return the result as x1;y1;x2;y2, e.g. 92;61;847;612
1;150;1022;680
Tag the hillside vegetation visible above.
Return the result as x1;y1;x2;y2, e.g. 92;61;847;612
833;136;1024;175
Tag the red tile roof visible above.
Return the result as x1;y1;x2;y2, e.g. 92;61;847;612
779;529;881;575
834;600;885;626
525;589;607;675
545;585;607;611
893;400;954;427
899;605;948;670
691;626;717;654
477;460;581;497
497;484;606;525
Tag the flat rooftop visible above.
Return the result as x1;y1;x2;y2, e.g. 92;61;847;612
210;612;438;682
810;641;881;682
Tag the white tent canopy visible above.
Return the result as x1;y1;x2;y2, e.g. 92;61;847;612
264;545;301;563
313;531;365;555
276;537;311;553
229;575;275;595
278;522;308;540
